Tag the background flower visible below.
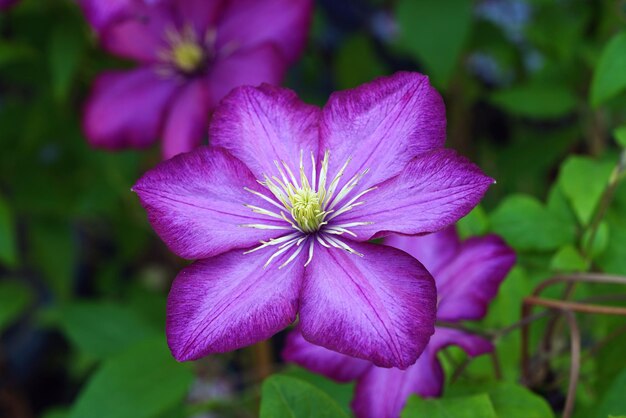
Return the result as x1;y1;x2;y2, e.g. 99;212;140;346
78;0;313;158
283;227;516;418
0;0;19;10
133;72;494;369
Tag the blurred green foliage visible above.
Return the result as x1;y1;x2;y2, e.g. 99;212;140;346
1;0;626;417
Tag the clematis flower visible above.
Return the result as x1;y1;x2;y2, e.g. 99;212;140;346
0;0;19;10
78;0;312;159
132;72;495;368
283;227;516;418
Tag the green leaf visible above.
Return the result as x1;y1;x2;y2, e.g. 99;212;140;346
597;210;626;275
457;205;489;239
41;408;69;418
550;245;588;272
489;84;578;119
396;0;472;87
30;220;75;301
594;368;626;418
0;194;17;267
69;338;193;418
582;221;609;259
48;23;84;101
591;31;626;107
558;156;614;226
486;383;555;418
334;34;386;90
0;280;32;333
614;125;626;148
401;393;497;418
260;375;350;418
0;40;37;67
283;366;354;415
490;195;576;251
56;302;158;359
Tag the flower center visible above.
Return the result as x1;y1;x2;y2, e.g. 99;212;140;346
290;187;323;232
159;25;208;75
171;41;204;73
241;150;375;269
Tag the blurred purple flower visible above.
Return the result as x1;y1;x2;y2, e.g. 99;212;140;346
284;227;516;418
78;0;312;159
0;0;19;10
132;72;495;367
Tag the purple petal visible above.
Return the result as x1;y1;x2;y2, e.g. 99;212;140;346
319;72;445;195
0;0;19;10
100;6;172;63
167;247;304;361
162;78;210;159
352;364;429;418
209;83;320;180
336;149;494;241
208;43;287;106
83;68;179;150
436;235;516;322
299;241;436;369
216;0;313;63
352;327;493;418
78;0;135;31
384;227;460;276
175;0;223;34
283;328;371;382
133;147;289;259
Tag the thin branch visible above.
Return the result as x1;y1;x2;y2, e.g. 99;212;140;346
543;153;626;359
525;296;626;316
490;351;503;381
492;311;550;341
562;310;581;418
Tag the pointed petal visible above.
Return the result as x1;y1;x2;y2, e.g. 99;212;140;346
208;43;287;106
175;0;223;34
299;241;436;369
167;247;304;361
78;0;134;32
87;1;174;63
352;327;493;418
210;83;320;180
352;365;429;418
384;227;460;276
162;78;210;159
133;147;290;259
319;72;445;195
283;328;371;382
436;235;516;321
216;0;313;63
336;149;494;241
83;68;179;150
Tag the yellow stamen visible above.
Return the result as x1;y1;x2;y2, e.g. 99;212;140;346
172;41;204;73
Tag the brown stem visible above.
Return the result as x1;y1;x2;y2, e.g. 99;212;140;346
492;311;550;341
520;301;534;385
543;154;626;356
450;357;471;383
562;311;581;418
435;321;491;338
525;296;626;316
583;323;626;360
253;340;273;381
583;148;626;258
490;350;503;380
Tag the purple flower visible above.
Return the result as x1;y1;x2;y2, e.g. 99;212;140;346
132;72;494;368
0;0;19;10
283;227;516;418
78;0;312;159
